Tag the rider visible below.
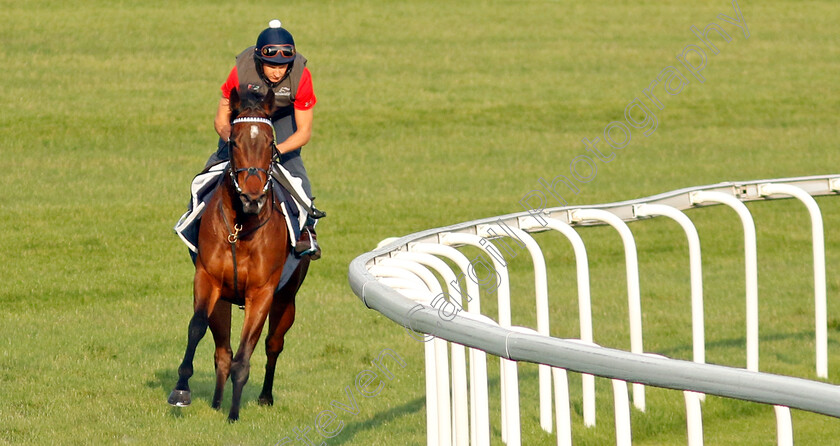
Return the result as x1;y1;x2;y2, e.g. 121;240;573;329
207;19;323;259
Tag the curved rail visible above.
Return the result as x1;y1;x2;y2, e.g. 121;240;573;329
348;174;840;444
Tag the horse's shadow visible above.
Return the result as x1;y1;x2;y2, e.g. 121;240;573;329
147;368;261;414
147;367;427;435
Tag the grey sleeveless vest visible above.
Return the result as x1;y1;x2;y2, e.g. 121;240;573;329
235;47;308;151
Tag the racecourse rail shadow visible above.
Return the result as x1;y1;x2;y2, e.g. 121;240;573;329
326;395;425;445
654;329;839;360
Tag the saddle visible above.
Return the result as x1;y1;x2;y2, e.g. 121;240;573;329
173;161;307;292
174;161;308;252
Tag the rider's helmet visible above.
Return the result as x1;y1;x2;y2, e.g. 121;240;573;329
254;20;296;66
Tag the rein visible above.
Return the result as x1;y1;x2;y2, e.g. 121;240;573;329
219;115;277;305
218;193;274;305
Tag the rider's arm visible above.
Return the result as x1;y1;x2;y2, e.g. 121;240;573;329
214;97;232;141
275;68;316;154
215;67;237;141
275;107;313;154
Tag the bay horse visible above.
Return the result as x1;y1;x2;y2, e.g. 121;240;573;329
168;88;309;422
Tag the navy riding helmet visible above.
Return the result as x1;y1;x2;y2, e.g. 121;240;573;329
255;20;296;65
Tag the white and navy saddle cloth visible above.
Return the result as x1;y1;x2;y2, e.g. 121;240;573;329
174;160;307;254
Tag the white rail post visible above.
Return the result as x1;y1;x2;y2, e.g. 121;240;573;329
369;265;444;446
569;209;646;412
612;378;632;446
633;205;706;367
377;260;453;446
396;251;470;446
477;223;554;434
410;243;491;446
440;232;520;446
520;216;597;427
759;183;828;378
552;367;571;446
774;405;793;446
684;391;704;446
646;352;703;446
509;326;572;446
690;191;759;372
452;311;501;446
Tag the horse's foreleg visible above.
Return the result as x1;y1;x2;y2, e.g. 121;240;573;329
168;272;220;407
258;298;296;406
168;311;209;406
228;290;273;422
209;301;232;410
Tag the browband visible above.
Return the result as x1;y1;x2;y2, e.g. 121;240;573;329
232;117;273;126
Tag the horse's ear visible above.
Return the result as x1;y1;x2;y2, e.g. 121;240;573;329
229;88;241;117
262;89;276;115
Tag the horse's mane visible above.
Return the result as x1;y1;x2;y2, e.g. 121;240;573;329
231;88;274;120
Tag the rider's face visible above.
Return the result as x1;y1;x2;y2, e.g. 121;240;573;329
262;63;288;83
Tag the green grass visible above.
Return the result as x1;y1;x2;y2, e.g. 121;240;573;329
1;0;839;444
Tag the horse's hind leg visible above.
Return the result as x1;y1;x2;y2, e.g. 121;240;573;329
209;301;232;410
168;273;220;407
259;260;308;406
258;297;296;406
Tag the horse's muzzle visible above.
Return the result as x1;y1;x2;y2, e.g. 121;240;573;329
239;193;267;214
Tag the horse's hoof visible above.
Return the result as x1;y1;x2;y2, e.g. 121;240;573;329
258;395;273;406
227;414;239;423
168;389;191;407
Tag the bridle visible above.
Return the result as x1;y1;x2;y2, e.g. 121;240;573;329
228;116;276;197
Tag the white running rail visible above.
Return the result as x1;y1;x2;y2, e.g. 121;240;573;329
348;175;840;445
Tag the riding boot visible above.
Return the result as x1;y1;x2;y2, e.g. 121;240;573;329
294;223;321;260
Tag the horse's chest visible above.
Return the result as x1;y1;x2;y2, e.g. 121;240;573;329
213;243;282;291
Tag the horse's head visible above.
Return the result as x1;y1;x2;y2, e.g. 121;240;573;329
228;88;276;214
